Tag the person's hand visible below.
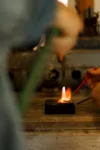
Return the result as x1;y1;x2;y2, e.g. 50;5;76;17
87;68;100;89
86;68;100;108
52;1;83;60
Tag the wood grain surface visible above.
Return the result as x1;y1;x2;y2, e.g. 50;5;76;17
23;90;100;131
26;130;100;150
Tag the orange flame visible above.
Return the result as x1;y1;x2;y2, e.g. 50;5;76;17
58;87;71;103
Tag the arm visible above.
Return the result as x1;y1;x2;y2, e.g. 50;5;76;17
87;68;100;108
0;1;56;150
0;0;56;48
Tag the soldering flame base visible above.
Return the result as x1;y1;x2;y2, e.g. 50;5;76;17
58;87;72;103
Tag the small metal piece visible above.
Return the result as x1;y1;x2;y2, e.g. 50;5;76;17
60;56;66;87
61;62;65;86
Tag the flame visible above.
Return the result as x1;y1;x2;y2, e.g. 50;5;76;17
58;87;71;103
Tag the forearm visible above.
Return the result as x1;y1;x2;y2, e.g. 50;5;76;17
0;0;56;49
92;82;100;108
20;0;56;48
0;1;57;150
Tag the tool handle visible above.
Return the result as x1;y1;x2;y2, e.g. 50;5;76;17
19;28;60;113
74;67;97;93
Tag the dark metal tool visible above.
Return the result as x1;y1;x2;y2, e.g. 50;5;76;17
76;97;92;104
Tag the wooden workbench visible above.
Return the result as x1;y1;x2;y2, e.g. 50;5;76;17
23;90;100;131
26;130;100;150
23;90;100;149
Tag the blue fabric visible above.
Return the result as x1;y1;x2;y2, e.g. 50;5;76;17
0;0;56;149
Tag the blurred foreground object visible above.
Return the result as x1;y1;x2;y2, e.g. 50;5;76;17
52;1;83;58
86;68;100;108
92;82;100;108
19;29;60;113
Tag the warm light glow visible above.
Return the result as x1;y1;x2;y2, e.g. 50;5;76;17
33;34;45;51
33;46;38;51
58;87;71;103
58;0;68;6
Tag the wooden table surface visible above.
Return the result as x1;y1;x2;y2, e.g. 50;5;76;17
23;90;100;131
26;130;100;150
23;90;100;149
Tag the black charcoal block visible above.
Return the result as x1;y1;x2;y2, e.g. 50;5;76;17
45;99;75;114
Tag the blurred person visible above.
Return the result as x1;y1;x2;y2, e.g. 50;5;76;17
87;68;100;108
0;0;82;150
